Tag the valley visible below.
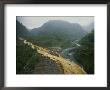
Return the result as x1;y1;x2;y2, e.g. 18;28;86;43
16;19;94;74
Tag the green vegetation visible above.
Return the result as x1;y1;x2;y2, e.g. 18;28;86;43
16;38;39;74
74;30;94;74
28;34;72;49
16;38;64;74
16;20;29;38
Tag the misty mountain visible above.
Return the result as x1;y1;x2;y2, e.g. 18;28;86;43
83;22;94;33
16;20;29;38
30;20;87;39
30;20;87;47
17;20;87;48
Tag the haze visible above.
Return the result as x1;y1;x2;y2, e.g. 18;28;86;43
17;16;94;29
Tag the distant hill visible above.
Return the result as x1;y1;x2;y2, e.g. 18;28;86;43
30;20;87;39
29;20;87;48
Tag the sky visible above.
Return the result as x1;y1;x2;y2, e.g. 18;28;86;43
17;16;94;29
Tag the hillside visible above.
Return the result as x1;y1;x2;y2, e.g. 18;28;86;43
29;20;87;48
74;30;94;74
17;38;64;74
17;37;86;74
16;20;29;38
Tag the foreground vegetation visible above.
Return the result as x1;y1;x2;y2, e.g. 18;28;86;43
17;38;86;74
16;38;39;74
74;31;94;74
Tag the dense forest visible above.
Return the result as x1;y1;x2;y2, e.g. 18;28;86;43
16;19;94;74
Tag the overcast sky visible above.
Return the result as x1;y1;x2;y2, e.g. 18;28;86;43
17;16;94;29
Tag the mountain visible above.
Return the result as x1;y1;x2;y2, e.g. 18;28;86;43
16;20;29;38
30;20;87;48
83;22;94;33
16;20;88;48
31;20;87;38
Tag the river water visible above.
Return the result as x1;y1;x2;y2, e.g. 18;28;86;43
60;47;77;62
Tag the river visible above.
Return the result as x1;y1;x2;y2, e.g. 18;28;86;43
60;47;84;68
60;47;77;62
